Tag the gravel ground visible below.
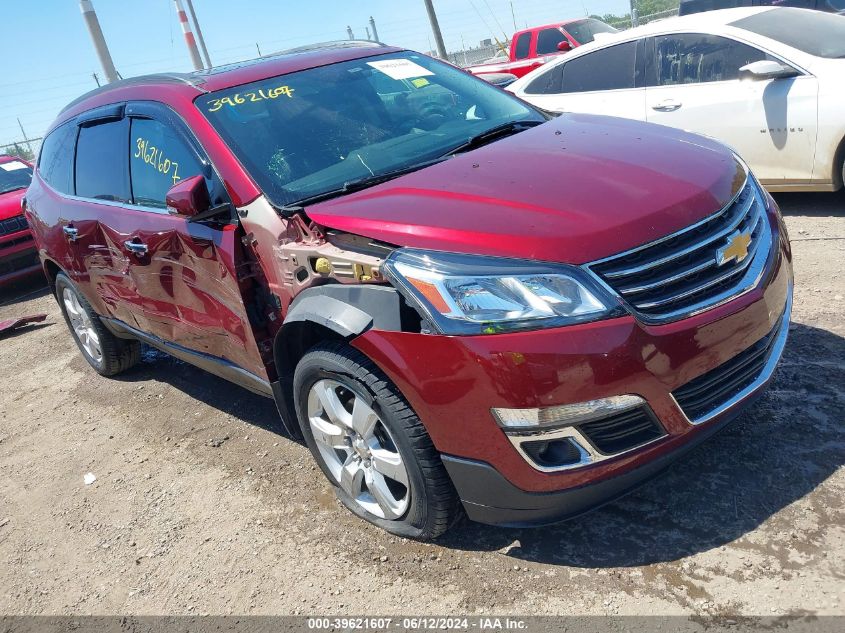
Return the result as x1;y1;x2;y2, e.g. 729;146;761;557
0;192;842;616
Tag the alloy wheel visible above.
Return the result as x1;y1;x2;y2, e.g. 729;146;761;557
307;378;411;520
62;287;103;364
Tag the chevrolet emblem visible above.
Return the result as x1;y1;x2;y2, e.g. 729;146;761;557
716;231;752;266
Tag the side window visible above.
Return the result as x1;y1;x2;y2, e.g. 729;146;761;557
524;63;565;95
536;28;568;55
514;32;531;60
129;118;205;209
560;41;638;93
75;119;130;202
38;121;77;195
653;34;770;86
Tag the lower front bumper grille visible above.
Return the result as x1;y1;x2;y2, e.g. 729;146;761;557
673;292;792;424
578;407;665;455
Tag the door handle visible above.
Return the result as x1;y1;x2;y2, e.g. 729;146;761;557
123;240;149;257
62;225;79;241
652;99;682;112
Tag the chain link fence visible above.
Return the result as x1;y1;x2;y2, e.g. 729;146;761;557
0;139;41;161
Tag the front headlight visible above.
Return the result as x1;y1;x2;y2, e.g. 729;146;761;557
383;249;623;335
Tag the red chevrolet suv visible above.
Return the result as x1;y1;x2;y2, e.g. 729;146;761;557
0;156;40;286
25;42;792;539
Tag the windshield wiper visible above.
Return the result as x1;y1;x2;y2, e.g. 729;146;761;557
279;156;449;216
442;119;544;156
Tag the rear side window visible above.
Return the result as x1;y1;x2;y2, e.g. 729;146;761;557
524;63;565;95
38;122;77;195
75;119;130;202
536;28;567;55
652;34;769;85
129;118;205;208
560;41;638;93
514;32;531;60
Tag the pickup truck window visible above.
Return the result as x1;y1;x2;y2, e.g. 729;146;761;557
653;34;769;85
514;32;531;59
536;28;568;55
563;19;618;45
560;41;638;93
198;52;543;208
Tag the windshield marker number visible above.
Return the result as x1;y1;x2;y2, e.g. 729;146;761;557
206;86;295;112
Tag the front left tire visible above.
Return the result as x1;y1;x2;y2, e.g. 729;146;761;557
293;341;461;540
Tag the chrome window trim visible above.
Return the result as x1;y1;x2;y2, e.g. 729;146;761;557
673;285;792;427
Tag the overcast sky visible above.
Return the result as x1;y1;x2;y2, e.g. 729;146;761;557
0;0;629;143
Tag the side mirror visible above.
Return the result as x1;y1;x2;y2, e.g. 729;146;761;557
166;175;210;218
739;60;800;81
557;40;572;52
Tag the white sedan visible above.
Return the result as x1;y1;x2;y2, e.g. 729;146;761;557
507;7;845;192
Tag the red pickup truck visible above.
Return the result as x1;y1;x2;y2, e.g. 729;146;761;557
468;18;618;79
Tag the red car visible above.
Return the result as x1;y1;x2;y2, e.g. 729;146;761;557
26;43;792;539
0;156;40;285
467;18;619;79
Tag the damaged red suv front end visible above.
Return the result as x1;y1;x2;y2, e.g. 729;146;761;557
0;156;40;286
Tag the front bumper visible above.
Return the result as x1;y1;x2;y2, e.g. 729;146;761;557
0;229;41;285
351;199;792;525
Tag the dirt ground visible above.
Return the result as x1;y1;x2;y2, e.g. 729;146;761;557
0;192;843;617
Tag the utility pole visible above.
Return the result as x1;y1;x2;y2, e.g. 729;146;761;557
422;0;448;59
92;72;101;87
510;1;517;32
256;43;262;57
184;0;212;68
630;0;639;27
173;0;204;71
17;119;33;157
365;26;371;40
78;0;119;84
369;16;379;42
347;26;355;40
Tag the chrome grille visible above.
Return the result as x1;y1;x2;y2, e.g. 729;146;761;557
0;215;28;237
588;180;771;322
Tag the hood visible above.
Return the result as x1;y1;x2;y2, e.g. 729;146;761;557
306;114;746;265
0;188;26;222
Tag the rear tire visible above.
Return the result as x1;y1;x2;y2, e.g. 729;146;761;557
293;341;460;540
55;273;140;376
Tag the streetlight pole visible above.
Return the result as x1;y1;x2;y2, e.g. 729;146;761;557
78;0;119;83
173;0;204;71
184;0;212;68
422;0;448;59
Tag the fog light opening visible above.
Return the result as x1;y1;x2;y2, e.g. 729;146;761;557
521;437;588;469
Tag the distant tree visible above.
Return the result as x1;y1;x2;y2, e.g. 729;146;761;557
1;142;34;161
592;0;680;28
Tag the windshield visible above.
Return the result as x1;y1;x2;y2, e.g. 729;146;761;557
197;51;543;207
564;19;618;45
730;8;845;58
0;159;33;195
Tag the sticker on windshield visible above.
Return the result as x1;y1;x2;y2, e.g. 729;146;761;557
367;59;434;80
0;161;28;171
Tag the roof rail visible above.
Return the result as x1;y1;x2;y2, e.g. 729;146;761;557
59;73;206;115
266;40;387;57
